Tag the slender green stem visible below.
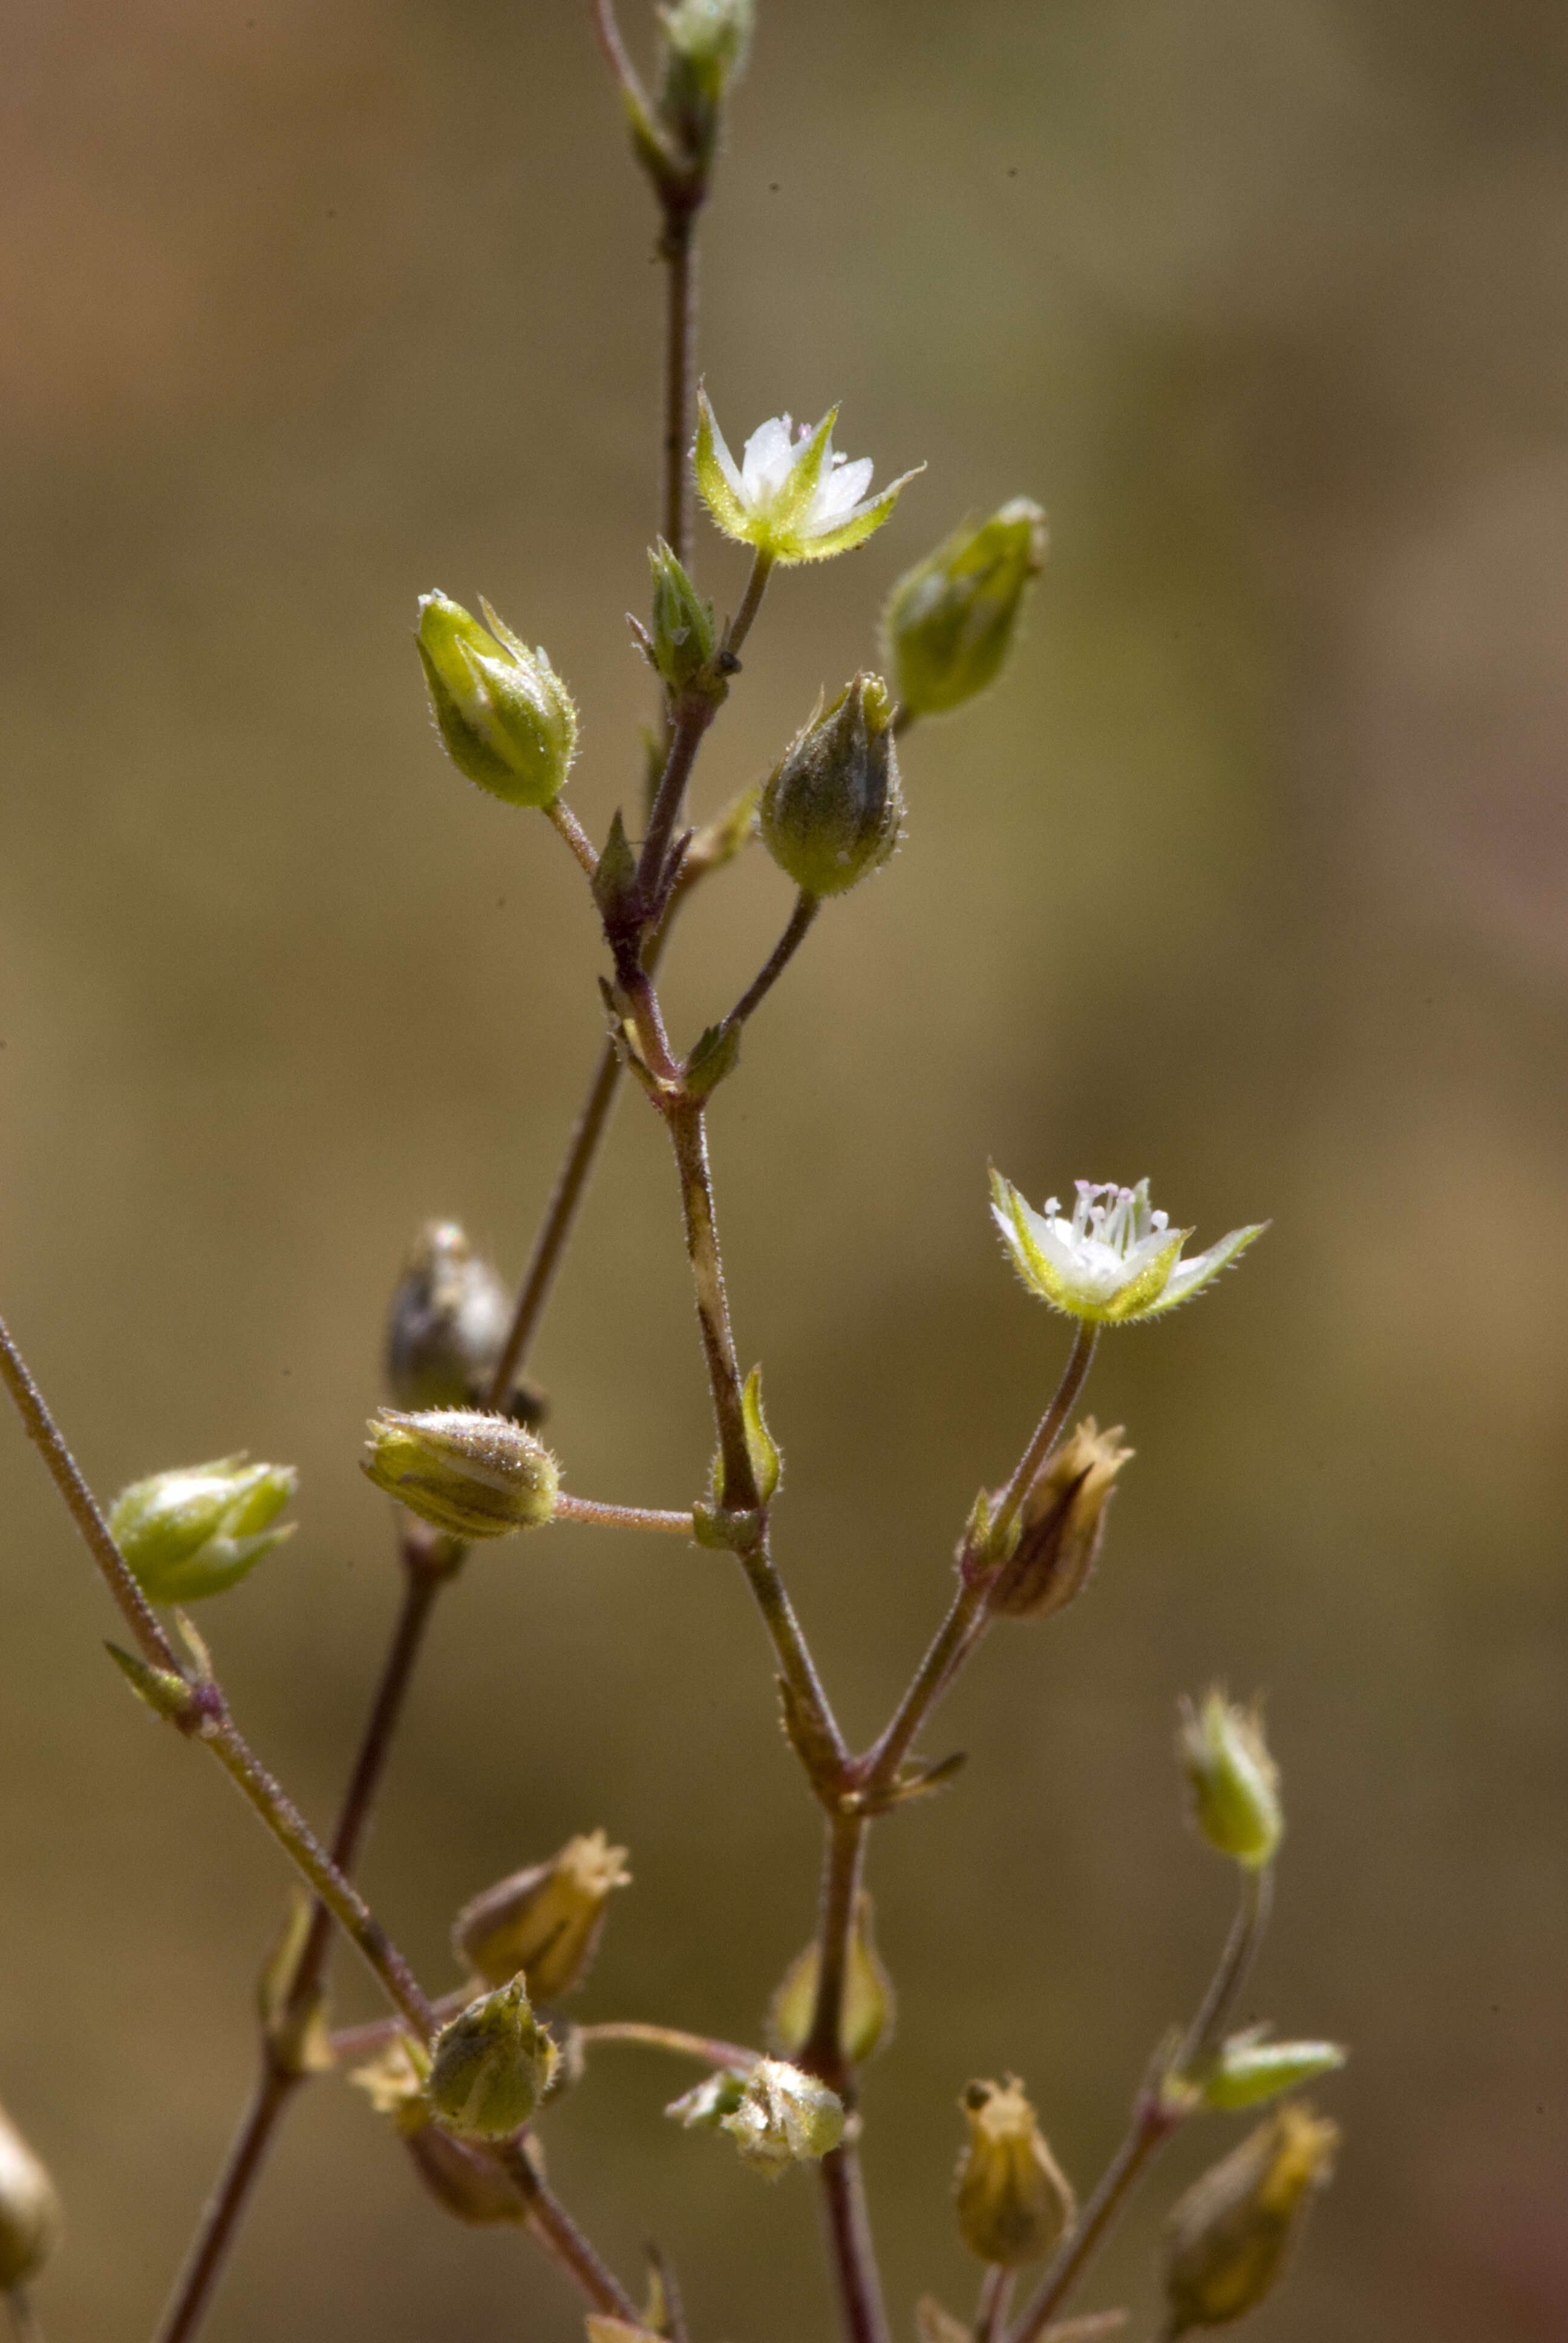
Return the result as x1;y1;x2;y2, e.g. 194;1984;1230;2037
799;1817;891;2343
0;1308;181;1675
547;796;600;880
664;1098;845;1774
974;2266;1014;2343
860;1322;1099;1797
723;549;774;664
200;1714;436;2039
1004;1867;1275;2343
661;203;697;564
154;1541;448;2343
638;696;714;905
492;2141;641;2321
488;1041;626;1407
818;2141;891;2343
989;1321;1099;1547
721;891;820;1037
575;2020;760;2069
554;1495;694;1534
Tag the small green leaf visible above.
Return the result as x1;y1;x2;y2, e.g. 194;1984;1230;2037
685;1021;742;1100
1197;2030;1347;2112
592;809;641;930
105;1642;194;1725
740;1365;780;1503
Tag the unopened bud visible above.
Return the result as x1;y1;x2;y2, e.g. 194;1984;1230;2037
767;1890;894;2065
988;1420;1131;1621
645;541;717;693
884;499;1047;719
760;674;904;899
1162;2102;1339;2333
0;2098;62;2289
386;1221;510;1411
417;591;577;808
1197;2031;1347;2114
453;1830;631;1999
1178;1693;1282;1869
109;1456;296;1603
715;2058;844;2178
656;0;753;170
428;1976;560;2140
362;1408;559;1539
955;2077;1076;2267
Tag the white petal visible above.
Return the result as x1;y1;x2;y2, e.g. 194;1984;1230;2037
811;455;874;520
740;416;796;498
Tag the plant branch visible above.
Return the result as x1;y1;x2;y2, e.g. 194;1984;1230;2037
554;1495;694;1534
547;796;601;880
661;203;697;564
988;1322;1099;1548
819;2143;891;2343
492;2141;641;2322
974;2266;1015;2343
1004;1866;1275;2343
0;1308;181;1676
720;891;820;1037
575;2020;760;2069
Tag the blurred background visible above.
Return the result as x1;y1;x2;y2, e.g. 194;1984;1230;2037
2;0;1566;2336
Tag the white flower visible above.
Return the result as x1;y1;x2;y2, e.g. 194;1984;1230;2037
990;1172;1266;1325
717;2059;844;2177
694;390;921;563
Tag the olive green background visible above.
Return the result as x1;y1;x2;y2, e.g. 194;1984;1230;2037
1;1;1565;2337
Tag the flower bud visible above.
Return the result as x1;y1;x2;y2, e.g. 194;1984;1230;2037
452;1830;631;1999
1198;2031;1347;2114
385;1221;511;1412
1178;1693;1283;1870
714;2059;844;2178
362;1408;559;1539
987;1420;1132;1621
416;591;577;808
767;1891;894;2066
108;1456;297;1603
656;0;753;169
954;2078;1076;2267
428;1976;560;2140
1161;2102;1339;2333
0;2100;61;2289
645;541;717;693
884;499;1047;719
760;675;904;899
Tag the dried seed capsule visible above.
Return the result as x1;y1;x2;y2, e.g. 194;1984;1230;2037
385;1221;511;1412
1162;2101;1339;2332
452;1830;631;1999
987;1420;1132;1620
954;2077;1075;2267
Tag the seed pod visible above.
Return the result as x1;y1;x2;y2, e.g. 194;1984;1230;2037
884;498;1047;718
760;675;904;899
385;1221;511;1412
452;1830;631;1999
954;2077;1076;2267
988;1420;1132;1620
428;1977;560;2141
1162;2101;1339;2332
766;1890;894;2065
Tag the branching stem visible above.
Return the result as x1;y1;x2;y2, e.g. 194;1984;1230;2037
722;891;820;1037
575;2020;760;2069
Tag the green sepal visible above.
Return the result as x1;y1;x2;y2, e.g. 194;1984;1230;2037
105;1642;195;1725
685;1021;742;1101
740;1365;780;1502
1194;2029;1347;2112
257;1887;335;2076
592;810;641;932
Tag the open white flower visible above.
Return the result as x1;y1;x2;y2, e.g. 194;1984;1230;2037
990;1171;1265;1325
694;389;921;563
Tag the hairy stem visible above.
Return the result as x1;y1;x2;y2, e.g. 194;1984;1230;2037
661;203;697;563
819;2144;892;2343
1005;1866;1274;2343
0;1308;181;1676
547;795;601;880
493;2142;641;2321
800;1817;890;2343
722;891;820;1037
861;1320;1100;1795
974;2266;1015;2343
575;2020;760;2068
554;1495;694;1533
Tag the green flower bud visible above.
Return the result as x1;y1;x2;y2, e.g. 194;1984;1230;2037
987;1419;1132;1621
645;540;717;693
428;1976;560;2140
760;675;904;899
714;2059;844;2178
416;591;577;808
452;1829;631;1999
656;0;753;169
385;1221;511;1412
361;1408;559;1539
954;2077;1076;2269
884;499;1046;719
108;1456;297;1603
0;2098;62;2290
1178;1692;1283;1870
1197;2031;1347;2114
767;1890;895;2066
1162;2102;1339;2333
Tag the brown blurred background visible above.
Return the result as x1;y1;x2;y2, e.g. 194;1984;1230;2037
1;0;1566;2336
